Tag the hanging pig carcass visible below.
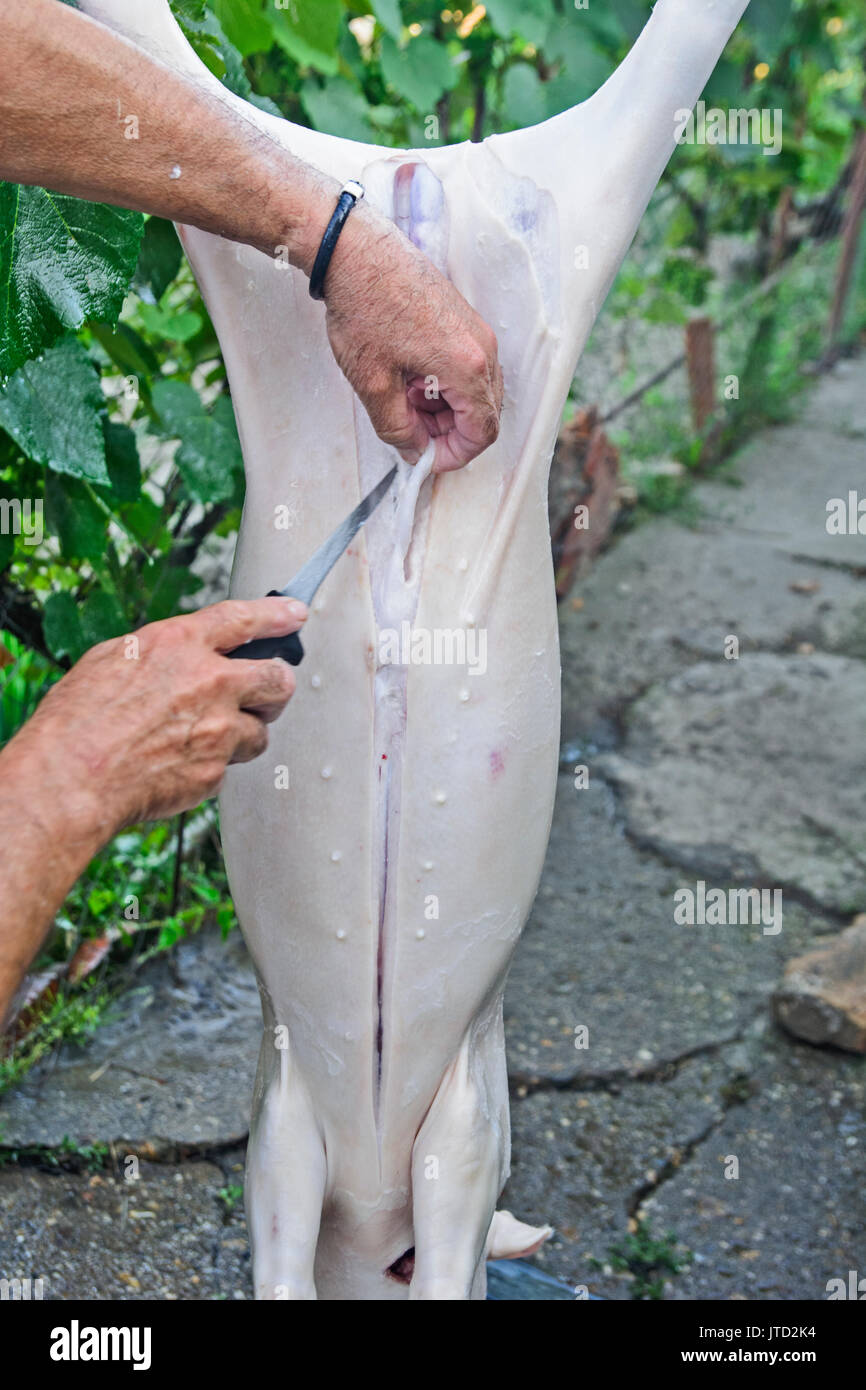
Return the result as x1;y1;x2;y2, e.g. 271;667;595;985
77;0;751;1300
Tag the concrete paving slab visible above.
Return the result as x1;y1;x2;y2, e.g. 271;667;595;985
0;931;262;1150
640;1034;866;1300
505;776;821;1087
597;653;866;915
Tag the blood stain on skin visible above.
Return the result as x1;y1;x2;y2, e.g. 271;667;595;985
490;749;505;780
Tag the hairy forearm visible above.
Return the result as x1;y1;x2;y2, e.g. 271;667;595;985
0;597;304;1027
0;718;110;1026
0;0;338;273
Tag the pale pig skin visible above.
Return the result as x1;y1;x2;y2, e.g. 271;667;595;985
78;0;751;1300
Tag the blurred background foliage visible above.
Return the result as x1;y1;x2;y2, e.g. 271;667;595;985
0;0;864;1077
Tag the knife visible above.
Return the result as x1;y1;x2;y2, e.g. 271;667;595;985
226;465;397;665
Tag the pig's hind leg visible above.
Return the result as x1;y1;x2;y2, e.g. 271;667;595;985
244;1012;327;1300
407;1017;550;1299
408;1031;503;1300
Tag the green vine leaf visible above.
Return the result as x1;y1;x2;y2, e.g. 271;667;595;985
44;472;106;563
132;218;183;305
371;0;403;41
43;591;85;664
379;34;459;112
102;421;142;504
152;379;242;504
211;0;274;57
0;338;109;486
270;0;342;75
80;589;128;648
301;77;374;140
0;184;143;379
484;0;553;47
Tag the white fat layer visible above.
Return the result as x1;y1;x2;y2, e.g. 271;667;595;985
373;442;436;633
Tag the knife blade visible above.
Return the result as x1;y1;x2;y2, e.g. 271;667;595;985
226;465;397;665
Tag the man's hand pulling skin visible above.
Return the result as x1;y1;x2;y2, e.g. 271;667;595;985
0;0;503;471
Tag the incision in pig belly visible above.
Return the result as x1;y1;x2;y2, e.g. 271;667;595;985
369;445;435;1089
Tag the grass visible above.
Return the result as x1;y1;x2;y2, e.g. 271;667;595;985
597;1220;694;1300
0;1133;110;1174
0;983;110;1093
218;1183;244;1215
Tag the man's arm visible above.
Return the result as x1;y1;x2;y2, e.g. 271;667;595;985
0;0;502;470
0;597;306;1024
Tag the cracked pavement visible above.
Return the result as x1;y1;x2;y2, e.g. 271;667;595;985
1;360;865;1299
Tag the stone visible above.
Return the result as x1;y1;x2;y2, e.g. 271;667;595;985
773;918;866;1053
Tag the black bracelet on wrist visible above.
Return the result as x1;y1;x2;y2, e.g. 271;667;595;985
308;179;365;301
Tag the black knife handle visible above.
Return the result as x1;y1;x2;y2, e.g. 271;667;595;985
226;592;305;666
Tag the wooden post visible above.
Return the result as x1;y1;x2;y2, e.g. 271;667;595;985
770;185;794;270
686;316;716;433
827;122;866;351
